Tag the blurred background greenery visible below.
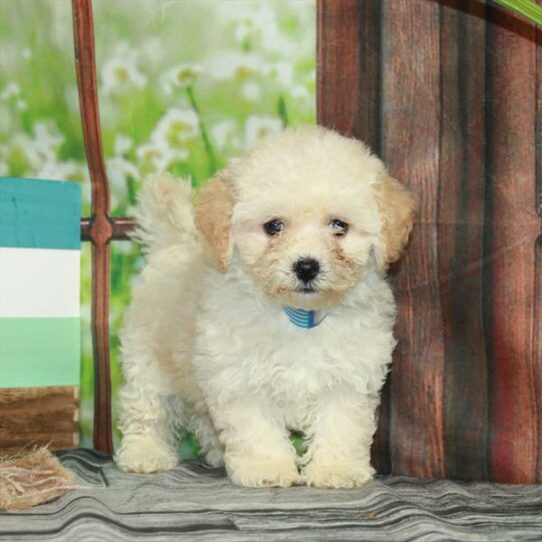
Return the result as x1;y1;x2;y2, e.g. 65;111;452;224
0;0;315;454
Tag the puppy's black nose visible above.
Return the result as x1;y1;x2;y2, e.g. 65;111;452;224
294;258;320;282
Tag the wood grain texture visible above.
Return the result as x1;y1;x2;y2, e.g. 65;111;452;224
317;0;362;134
535;0;542;484
382;0;446;479
485;2;539;484
439;0;488;481
0;387;79;455
318;0;541;483
72;0;113;454
352;0;383;154
1;450;541;541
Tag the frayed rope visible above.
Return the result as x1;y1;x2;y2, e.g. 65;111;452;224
0;447;80;511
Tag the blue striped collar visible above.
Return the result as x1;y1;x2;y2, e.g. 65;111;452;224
283;306;328;329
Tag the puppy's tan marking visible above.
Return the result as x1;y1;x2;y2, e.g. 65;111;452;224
195;172;235;271
375;176;418;269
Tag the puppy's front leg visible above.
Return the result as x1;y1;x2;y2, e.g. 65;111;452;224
303;387;377;488
211;397;300;488
116;380;179;474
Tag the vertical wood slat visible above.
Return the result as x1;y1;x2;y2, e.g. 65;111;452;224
485;2;540;484
317;0;391;474
317;0;362;135
382;0;446;479
72;0;113;455
535;0;542;484
439;0;489;481
356;0;391;477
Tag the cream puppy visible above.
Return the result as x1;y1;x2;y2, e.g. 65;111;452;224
115;126;417;488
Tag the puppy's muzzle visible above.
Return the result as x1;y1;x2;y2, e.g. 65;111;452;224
293;258;320;283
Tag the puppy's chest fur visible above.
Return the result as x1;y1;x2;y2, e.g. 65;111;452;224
192;271;396;420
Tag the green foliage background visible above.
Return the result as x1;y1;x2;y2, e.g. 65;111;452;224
0;0;315;454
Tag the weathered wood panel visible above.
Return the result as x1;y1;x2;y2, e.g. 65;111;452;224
536;1;542;483
1;450;541;540
485;2;540;484
0;387;79;455
381;0;446;480
317;0;362;135
317;0;541;482
439;0;488;482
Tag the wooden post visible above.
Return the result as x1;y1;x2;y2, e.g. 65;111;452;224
72;0;113;454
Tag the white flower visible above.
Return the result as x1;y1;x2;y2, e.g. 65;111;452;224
10;122;65;171
101;43;146;95
33;122;64;151
162;64;203;94
291;85;311;101
15;99;27;111
136;142;183;173
34;159;83;182
244;115;282;148
106;156;139;210
0;161;8;176
114;134;133;157
241;82;260;101
265;62;294;89
135;106;197;175
230;4;296;57
0;83;20;101
211;120;241;152
151;107;199;148
139;38;164;67
21;48;31;60
206;52;262;82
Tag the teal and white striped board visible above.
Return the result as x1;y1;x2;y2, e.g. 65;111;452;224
0;177;81;389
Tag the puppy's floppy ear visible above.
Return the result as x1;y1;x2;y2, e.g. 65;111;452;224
195;171;235;271
374;175;418;270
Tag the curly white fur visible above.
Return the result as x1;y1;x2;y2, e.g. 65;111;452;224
115;126;416;488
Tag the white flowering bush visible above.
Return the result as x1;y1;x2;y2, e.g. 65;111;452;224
0;0;315;451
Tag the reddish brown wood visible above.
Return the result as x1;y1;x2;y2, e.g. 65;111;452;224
72;0;113;455
81;216;136;242
317;0;362;134
382;0;446;479
536;232;542;482
439;0;489;481
485;3;540;484
318;0;541;485
536;0;542;484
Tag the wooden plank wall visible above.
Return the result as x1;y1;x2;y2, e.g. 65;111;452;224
318;0;541;483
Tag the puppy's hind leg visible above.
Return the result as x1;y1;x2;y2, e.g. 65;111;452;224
115;350;181;474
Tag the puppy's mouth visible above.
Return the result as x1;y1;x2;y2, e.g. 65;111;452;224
296;284;318;295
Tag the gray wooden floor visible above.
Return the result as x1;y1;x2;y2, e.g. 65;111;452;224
1;449;541;541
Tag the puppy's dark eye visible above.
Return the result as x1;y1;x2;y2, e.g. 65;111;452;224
330;219;349;236
264;219;285;236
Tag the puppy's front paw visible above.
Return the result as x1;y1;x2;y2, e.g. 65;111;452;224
204;448;225;468
303;462;374;489
227;457;300;488
116;434;178;474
